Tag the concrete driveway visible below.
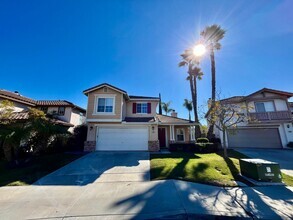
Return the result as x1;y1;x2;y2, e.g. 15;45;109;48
35;151;150;185
1;151;293;219
235;148;293;176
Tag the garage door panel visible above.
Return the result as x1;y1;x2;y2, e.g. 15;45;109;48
227;128;282;148
96;127;148;151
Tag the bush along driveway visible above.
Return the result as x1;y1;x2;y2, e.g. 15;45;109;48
150;150;293;187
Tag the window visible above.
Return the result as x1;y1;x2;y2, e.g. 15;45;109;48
40;106;48;113
137;103;148;114
58;106;65;115
97;98;114;113
255;101;275;112
176;128;185;141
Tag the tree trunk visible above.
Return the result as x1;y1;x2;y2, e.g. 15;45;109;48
222;129;227;158
192;74;201;138
207;48;216;139
188;111;191;121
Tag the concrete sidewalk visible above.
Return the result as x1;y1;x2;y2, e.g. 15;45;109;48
1;180;292;219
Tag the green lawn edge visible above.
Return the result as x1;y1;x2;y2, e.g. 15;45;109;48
150;150;293;187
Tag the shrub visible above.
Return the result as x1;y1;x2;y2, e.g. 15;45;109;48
210;137;221;144
287;142;293;148
46;134;70;154
66;125;87;151
196;138;209;143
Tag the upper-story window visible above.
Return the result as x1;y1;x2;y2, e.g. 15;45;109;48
97;97;114;113
137;103;148;114
255;101;275;112
133;102;151;114
58;106;65;115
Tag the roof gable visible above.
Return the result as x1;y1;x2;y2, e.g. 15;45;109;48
244;88;293;100
83;83;127;96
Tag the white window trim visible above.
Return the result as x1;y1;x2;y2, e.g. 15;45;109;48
93;94;116;115
136;102;148;114
176;128;185;142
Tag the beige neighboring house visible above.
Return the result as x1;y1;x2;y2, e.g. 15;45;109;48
212;88;293;149
0;89;86;131
83;83;197;151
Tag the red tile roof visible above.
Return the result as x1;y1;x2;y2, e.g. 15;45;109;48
0;89;85;113
156;114;194;124
36;100;72;106
7;111;74;127
0;90;36;106
124;117;155;122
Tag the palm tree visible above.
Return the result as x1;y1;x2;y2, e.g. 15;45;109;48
200;24;225;139
183;99;193;121
161;101;173;115
179;51;203;138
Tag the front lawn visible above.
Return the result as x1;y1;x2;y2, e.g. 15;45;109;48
0;153;84;186
150;150;293;187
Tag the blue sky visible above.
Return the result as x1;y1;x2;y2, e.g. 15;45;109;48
0;0;292;122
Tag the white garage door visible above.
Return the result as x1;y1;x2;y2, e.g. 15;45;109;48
96;127;148;151
227;128;282;149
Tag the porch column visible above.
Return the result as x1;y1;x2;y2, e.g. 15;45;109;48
171;125;175;141
190;126;195;141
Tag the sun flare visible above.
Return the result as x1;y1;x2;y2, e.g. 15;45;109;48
193;44;206;57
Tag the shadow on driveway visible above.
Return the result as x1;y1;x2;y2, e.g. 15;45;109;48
34;151;150;186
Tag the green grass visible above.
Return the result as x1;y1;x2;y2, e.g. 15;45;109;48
150;150;293;187
282;173;293;186
0;153;84;186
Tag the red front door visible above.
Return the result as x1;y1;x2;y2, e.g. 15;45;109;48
158;128;166;148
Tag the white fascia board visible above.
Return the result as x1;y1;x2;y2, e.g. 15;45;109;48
86;119;122;122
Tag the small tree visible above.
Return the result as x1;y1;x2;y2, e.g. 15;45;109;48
0;100;14;124
206;101;248;158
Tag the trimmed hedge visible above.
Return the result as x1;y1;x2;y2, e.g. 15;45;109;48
169;142;219;153
196;138;209;143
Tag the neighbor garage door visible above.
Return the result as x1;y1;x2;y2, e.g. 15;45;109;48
96;127;148;151
227;128;282;149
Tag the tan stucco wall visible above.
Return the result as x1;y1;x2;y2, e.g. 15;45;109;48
86;87;123;120
86;123;97;141
161;125;191;146
126;100;158;118
149;124;158;141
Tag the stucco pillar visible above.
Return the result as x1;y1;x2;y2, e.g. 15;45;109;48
171;125;175;141
190;126;195;141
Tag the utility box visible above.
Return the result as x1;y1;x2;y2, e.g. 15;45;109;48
239;159;282;182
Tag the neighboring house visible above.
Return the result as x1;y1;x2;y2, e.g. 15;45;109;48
212;88;293;149
83;83;196;151
0;89;86;131
289;102;293;115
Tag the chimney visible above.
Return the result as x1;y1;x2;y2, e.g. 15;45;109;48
171;110;177;118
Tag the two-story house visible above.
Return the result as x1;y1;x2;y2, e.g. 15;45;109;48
212;88;293;149
83;83;196;151
0;89;86;131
